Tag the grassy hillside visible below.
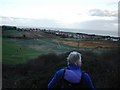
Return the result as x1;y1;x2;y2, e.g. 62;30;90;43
2;38;41;64
2;29;120;88
2;30;24;37
2;37;76;64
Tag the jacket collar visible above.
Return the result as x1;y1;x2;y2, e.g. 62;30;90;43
68;64;81;70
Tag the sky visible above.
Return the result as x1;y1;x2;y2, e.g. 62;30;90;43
0;0;119;36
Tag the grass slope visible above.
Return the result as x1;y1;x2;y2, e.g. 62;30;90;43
2;37;76;64
2;30;23;36
2;38;41;64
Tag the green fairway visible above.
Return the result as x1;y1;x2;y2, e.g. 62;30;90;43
2;38;41;64
17;39;76;54
2;38;76;65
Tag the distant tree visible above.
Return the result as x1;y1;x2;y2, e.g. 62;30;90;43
2;25;17;30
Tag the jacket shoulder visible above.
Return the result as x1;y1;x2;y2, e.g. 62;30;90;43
55;68;65;79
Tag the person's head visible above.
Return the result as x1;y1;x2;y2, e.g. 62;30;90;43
67;51;82;66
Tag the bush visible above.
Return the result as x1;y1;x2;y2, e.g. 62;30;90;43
2;49;120;88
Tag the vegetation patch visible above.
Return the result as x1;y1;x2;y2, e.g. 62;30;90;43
2;49;120;88
2;38;41;65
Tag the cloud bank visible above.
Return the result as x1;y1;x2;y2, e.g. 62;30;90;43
0;16;63;28
88;9;118;17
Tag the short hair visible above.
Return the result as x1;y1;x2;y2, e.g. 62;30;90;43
67;51;82;65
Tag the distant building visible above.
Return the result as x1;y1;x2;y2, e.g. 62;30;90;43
111;37;119;41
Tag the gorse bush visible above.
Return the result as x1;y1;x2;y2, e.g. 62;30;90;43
2;49;120;88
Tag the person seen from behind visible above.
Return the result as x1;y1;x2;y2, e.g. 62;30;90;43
48;51;95;90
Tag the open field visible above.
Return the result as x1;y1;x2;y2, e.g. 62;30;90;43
2;30;24;37
2;38;41;64
58;39;119;49
2;29;120;65
2;29;120;88
2;38;77;65
3;29;119;49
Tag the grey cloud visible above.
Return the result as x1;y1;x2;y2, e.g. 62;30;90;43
0;16;63;28
0;16;118;36
72;18;117;31
89;9;118;17
71;19;118;37
108;1;118;5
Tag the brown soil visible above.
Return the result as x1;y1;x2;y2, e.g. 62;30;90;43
57;39;119;49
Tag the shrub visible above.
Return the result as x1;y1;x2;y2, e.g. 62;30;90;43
2;49;120;88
